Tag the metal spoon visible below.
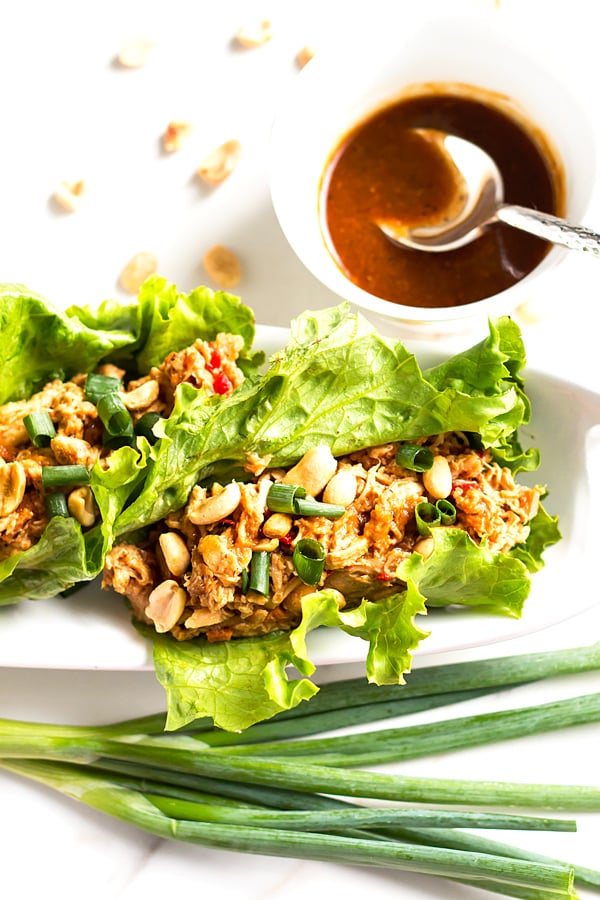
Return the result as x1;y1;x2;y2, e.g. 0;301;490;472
378;129;600;255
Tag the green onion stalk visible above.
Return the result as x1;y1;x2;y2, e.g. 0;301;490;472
0;758;577;897
2;642;600;898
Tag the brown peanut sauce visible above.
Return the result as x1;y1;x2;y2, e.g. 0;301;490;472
320;85;564;309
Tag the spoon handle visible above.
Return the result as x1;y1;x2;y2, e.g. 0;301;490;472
497;205;600;256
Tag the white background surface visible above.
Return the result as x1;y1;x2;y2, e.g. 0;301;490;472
1;1;600;899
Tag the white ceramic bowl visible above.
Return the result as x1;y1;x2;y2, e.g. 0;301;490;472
269;12;597;337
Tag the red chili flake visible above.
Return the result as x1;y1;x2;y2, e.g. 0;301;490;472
213;372;232;394
376;572;391;581
453;480;475;494
207;349;222;371
279;533;293;545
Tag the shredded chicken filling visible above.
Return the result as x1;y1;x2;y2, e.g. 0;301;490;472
0;334;244;560
103;434;542;643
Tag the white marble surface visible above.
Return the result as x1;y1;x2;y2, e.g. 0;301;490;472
1;1;599;898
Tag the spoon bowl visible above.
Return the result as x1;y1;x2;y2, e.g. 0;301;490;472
379;130;600;256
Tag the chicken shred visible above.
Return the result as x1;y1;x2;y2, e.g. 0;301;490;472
0;334;245;559
103;433;543;642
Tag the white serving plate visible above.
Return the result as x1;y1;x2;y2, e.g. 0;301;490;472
0;325;598;670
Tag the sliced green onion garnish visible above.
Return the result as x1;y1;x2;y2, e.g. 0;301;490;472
44;492;69;518
293;538;325;585
293;498;345;519
135;412;162;445
267;484;344;519
396;443;434;472
240;567;249;595
97;393;133;436
249;551;270;596
85;373;122;404
415;501;441;536
23;411;56;448
266;483;307;513
42;465;90;489
436;498;457;525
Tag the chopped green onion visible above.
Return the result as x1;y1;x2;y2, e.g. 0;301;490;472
97;393;133;437
436;498;457;525
267;483;306;513
293;539;325;585
415;501;441;536
266;484;344;519
44;492;69;518
135;412;162;445
23;411;56;448
293;498;345;519
42;465;90;489
85;373;122;404
249;551;270;596
240;567;249;595
396;443;434;472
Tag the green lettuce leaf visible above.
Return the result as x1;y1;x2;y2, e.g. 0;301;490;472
148;626;319;732
67;276;259;373
0;284;135;405
116;305;531;534
0;279;258;604
509;502;562;573
397;528;533;617
290;584;430;685
147;584;429;731
0;516;94;605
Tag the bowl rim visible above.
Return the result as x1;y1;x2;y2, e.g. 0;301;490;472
269;10;597;326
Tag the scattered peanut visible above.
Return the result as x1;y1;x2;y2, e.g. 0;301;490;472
202;245;241;289
296;45;316;68
262;513;293;539
159;531;191;577
184;607;226;629
197;139;242;185
283;580;318;614
413;536;435;559
322;470;357;507
121;379;160;411
119;251;158;295
422;454;453;500
163;120;193;153
51;435;98;468
187;481;241;525
53;179;86;213
327;588;346;608
515;298;544;326
0;461;26;517
146;580;187;633
282;446;337;497
235;19;273;48
252;537;279;552
67;486;97;528
117;37;154;68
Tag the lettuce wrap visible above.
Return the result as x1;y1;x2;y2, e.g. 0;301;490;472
0;278;260;605
106;305;560;732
